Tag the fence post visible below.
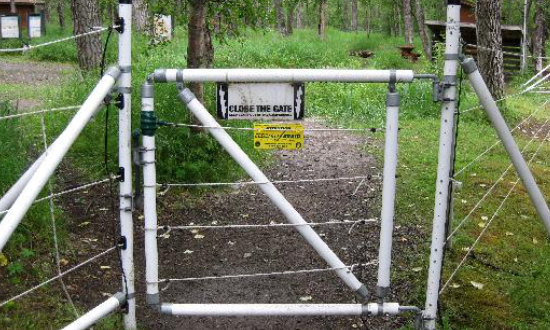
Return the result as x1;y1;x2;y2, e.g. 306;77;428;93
422;1;461;329
376;82;400;299
117;1;136;328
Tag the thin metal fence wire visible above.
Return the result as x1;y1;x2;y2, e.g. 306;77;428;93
0;27;111;53
0;246;118;308
159;175;373;189
40;115;79;317
154;261;378;287
0;177;113;216
455;101;549;176
159;122;383;133
447;118;550;240
0;105;81;121
159;218;377;233
441;128;550;294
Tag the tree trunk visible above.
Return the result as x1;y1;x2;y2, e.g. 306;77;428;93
395;3;403;37
402;0;414;44
319;0;327;40
351;0;358;31
9;0;15;13
187;0;209;101
274;0;286;35
296;2;304;29
476;0;505;99
342;0;350;31
286;4;295;35
71;0;103;71
57;0;65;29
133;0;149;33
533;0;547;72
413;0;431;59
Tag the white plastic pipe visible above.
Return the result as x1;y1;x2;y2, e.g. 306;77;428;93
161;303;405;317
141;84;160;305
423;2;461;329
117;2;136;329
0;67;121;252
154;68;415;83
462;57;550;234
178;88;368;301
62;292;126;330
0;153;46;215
376;89;400;298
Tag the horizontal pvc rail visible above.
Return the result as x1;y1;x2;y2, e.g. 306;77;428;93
177;88;368;301
62;292;126;330
0;67;121;252
152;68;415;83
0;153;46;215
160;303;410;317
462;58;550;235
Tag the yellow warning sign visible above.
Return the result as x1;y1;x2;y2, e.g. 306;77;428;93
253;123;304;150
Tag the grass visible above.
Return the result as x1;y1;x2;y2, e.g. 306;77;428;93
2;19;550;329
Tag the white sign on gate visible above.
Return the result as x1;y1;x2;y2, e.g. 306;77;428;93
153;14;173;42
216;83;305;120
28;14;43;38
0;15;20;39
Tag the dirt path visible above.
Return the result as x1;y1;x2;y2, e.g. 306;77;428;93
0;58;74;109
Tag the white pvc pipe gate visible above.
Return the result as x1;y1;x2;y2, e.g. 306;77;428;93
0;67;121;252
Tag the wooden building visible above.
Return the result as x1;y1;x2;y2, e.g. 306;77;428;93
425;0;524;75
0;0;45;30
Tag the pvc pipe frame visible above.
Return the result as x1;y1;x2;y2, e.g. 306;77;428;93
423;3;461;329
176;88;368;300
152;68;416;83
62;292;126;330
117;2;136;329
160;303;407;317
0;153;46;215
0;67;121;253
462;57;550;232
376;88;400;299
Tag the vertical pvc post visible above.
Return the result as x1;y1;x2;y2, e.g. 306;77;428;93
141;82;160;306
177;88;369;302
461;57;550;234
423;1;461;329
376;84;400;299
117;1;136;328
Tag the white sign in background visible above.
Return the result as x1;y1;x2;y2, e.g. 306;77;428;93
1;16;20;39
217;83;305;120
153;14;172;42
28;15;42;38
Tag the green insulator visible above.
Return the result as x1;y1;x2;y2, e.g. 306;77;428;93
141;111;159;136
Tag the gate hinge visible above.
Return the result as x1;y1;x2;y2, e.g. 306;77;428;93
115;17;125;34
118;167;125;182
435;75;458;102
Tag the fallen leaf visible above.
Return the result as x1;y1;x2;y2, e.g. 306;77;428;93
514;257;518;263
478;222;486;228
481;216;489;221
451;283;461;289
78;221;91;227
100;265;111;270
0;254;8;267
412;267;422;272
194;234;205;239
299;296;313;302
60;258;69;266
461;199;467;204
243;253;252;258
462;247;471;252
470;281;484;290
228;241;236;246
533;237;539;245
183;250;194;254
211;221;218;225
191;229;199;234
479;184;487;188
505;232;514;236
